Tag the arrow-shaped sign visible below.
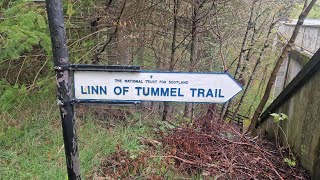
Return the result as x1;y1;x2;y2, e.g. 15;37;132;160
73;71;242;103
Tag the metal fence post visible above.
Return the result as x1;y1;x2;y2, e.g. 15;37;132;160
45;0;81;179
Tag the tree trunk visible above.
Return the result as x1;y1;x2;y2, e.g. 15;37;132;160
245;69;267;117
184;0;199;119
162;0;179;121
248;0;317;133
206;104;216;120
237;26;257;82
93;0;127;64
234;0;256;77
221;0;256;120
233;20;275;121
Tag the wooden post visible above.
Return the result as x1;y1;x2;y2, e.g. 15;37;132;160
45;0;81;179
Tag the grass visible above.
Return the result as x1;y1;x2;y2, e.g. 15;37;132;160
0;108;67;179
0;88;155;179
1;84;244;179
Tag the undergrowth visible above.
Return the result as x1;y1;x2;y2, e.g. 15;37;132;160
0;86;163;179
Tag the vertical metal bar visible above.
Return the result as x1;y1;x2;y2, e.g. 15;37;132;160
45;0;81;179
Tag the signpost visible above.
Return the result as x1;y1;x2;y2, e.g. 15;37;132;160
46;0;80;179
72;66;242;104
46;1;242;179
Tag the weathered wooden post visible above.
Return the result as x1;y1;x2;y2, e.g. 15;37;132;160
45;0;81;179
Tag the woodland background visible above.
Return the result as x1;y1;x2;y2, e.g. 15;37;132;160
0;0;320;178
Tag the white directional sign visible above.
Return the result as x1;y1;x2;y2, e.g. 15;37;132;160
73;71;242;103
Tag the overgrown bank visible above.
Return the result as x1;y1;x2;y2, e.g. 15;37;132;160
0;88;156;179
0;86;311;179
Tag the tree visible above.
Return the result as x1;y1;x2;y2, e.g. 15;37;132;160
248;0;318;133
162;0;179;121
233;17;275;121
220;0;257;120
232;1;294;121
184;0;200;119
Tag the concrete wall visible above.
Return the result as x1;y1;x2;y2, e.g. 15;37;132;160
273;20;319;99
261;21;320;178
259;49;320;179
274;58;289;98
260;69;320;179
278;20;320;55
274;50;309;98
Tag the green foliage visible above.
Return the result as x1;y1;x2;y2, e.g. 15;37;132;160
157;120;176;131
270;112;296;167
0;100;154;179
290;2;320;19
0;1;54;112
237;52;279;117
78;115;154;176
66;0;76;19
270;113;288;123
284;157;296;167
0;76;55;113
173;111;193;127
0;80;28;112
0;1;51;62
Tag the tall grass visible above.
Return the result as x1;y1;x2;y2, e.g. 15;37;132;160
0;87;154;179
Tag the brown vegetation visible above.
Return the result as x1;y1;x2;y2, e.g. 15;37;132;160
92;116;309;179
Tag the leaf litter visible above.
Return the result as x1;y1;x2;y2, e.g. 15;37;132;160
92;116;309;179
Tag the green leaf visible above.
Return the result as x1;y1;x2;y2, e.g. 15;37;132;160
270;113;279;117
271;113;280;122
280;113;288;120
284;158;296;167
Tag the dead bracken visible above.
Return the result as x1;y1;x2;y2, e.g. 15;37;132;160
93;117;309;179
162;118;309;179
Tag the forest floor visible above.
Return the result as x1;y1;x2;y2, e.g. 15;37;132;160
0;96;309;179
91;113;309;179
